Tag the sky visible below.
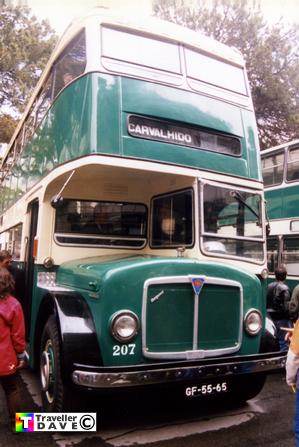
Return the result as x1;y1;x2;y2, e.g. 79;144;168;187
27;0;299;36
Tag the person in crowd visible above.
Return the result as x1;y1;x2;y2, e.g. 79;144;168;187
290;283;299;323
267;265;291;351
0;250;23;303
0;267;26;431
0;250;12;270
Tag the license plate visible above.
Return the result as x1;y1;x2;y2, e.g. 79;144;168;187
185;381;228;397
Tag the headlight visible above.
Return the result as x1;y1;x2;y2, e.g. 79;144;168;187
244;309;262;336
111;311;139;342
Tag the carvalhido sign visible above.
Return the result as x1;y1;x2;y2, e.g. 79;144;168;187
127;115;240;156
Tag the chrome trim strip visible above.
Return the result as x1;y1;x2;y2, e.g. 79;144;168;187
192;292;199;350
54;233;146;249
142;275;243;360
72;353;286;389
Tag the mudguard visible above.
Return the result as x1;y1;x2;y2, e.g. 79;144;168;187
259;315;280;353
37;291;102;379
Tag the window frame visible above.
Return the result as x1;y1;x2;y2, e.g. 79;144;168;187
286;145;299;183
150;188;194;249
54;198;148;250
261;150;285;188
199;179;265;264
281;235;299;277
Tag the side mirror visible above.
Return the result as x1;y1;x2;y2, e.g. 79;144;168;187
51;195;64;209
50;170;75;209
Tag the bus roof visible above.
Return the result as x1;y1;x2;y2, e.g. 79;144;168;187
261;139;299;156
61;8;245;66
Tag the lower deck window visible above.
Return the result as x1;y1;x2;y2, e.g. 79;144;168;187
282;237;299;275
201;182;264;262
151;189;193;247
266;237;280;273
55;199;147;248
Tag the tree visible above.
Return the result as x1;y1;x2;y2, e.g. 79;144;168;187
153;0;299;149
0;4;57;142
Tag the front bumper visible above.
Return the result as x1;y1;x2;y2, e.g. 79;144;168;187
72;351;286;389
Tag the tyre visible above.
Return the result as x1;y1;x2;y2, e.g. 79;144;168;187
40;315;73;411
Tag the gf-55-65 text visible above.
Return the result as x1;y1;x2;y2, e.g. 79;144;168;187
185;382;228;397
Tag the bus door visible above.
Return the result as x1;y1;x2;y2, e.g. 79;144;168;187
23;200;39;337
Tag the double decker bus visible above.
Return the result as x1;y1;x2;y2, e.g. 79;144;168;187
261;139;299;289
0;10;283;411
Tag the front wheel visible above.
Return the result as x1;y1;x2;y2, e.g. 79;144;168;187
40;315;73;411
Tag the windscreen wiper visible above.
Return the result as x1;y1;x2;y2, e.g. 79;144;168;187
230;190;261;224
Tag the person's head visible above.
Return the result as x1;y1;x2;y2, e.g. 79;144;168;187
160;207;176;236
0;250;12;270
161;216;176;236
0;267;15;299
275;265;287;282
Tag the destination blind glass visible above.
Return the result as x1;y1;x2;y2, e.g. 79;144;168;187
127;115;241;156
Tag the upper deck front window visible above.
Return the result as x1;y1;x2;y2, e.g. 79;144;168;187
53;31;86;98
101;25;181;75
185;48;247;96
201;182;264;262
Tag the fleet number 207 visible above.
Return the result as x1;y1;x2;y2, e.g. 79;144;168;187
113;344;136;356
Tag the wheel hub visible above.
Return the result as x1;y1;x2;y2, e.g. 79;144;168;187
40;340;55;403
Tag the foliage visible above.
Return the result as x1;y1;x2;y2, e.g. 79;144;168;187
0;4;57;142
0;114;17;143
153;0;299;149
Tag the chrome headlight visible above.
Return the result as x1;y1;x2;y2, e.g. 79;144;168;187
111;311;139;342
244;309;262;336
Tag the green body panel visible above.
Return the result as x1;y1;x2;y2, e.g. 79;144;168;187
1;72;261;212
265;184;299;220
41;254;264;367
120;78;260;180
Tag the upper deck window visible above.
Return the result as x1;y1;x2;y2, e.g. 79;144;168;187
185;48;247;96
53;31;86;98
287;146;299;182
54;199;147;248
261;151;284;187
101;26;181;75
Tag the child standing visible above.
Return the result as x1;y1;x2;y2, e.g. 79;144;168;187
0;267;25;430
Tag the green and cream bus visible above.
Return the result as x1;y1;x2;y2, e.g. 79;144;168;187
0;10;283;411
262;139;299;289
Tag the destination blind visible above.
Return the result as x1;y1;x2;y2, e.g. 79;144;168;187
127;115;241;156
